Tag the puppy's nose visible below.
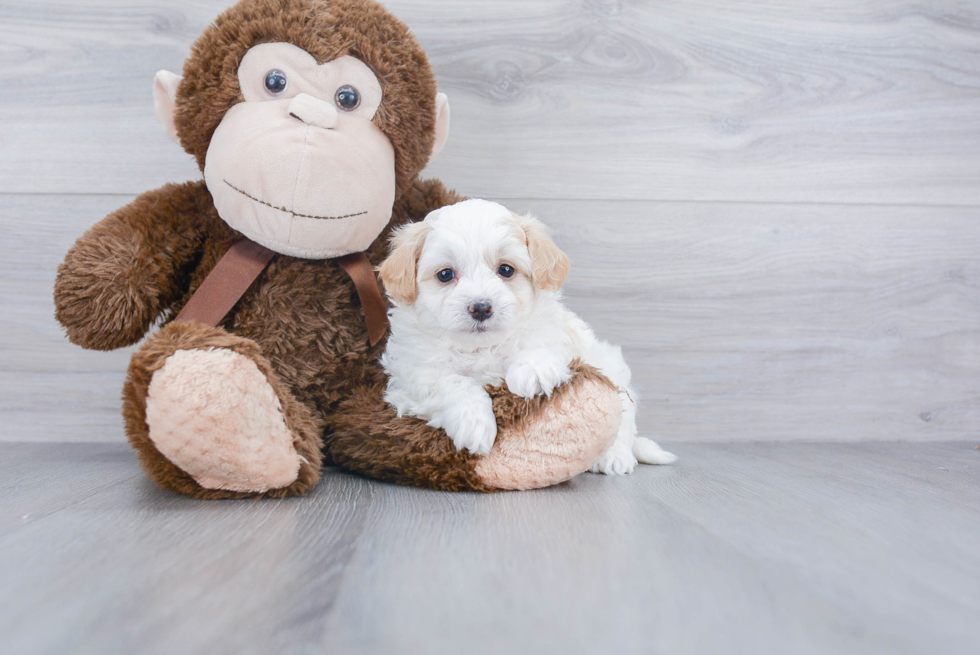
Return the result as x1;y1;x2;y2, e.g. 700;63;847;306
468;300;493;322
288;93;338;129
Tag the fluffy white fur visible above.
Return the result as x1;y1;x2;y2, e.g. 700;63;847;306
380;199;676;474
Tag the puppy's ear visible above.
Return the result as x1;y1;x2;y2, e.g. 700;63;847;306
379;221;431;305
515;213;571;291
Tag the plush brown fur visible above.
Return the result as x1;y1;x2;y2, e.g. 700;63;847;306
54;0;618;498
54;181;219;351
103;176;463;498
329;384;494;493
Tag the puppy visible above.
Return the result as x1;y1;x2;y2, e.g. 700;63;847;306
379;199;676;474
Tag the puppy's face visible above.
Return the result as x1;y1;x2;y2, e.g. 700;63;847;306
380;199;571;346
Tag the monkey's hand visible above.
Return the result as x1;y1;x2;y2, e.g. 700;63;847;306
54;181;211;351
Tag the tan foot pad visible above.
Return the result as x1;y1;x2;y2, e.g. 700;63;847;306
145;348;301;492
476;377;621;490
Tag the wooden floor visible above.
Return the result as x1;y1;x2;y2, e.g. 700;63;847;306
1;441;977;655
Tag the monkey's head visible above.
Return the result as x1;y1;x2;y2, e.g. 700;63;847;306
152;0;450;259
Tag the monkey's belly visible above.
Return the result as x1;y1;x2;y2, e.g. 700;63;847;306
228;258;387;414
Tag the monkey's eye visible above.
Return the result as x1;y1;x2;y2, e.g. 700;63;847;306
264;69;288;96
335;85;361;111
498;264;515;278
436;268;455;283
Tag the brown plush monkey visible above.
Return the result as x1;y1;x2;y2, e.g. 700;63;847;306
53;0;621;499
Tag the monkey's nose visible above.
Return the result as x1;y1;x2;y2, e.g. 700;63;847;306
468;300;493;322
288;93;338;129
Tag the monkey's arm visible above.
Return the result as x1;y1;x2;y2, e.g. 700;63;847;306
328;362;620;491
54;181;212;351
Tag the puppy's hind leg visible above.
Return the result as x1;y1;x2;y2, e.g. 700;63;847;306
591;387;640;475
622;386;676;465
586;341;677;471
591;387;677;472
617;384;677;466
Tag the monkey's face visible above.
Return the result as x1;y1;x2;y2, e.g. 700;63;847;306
203;43;397;259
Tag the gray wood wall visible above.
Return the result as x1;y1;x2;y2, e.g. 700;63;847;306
1;0;978;443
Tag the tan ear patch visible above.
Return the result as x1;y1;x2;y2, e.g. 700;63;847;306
378;221;432;305
514;213;571;291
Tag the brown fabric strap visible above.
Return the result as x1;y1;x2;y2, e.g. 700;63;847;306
175;238;276;327
175;238;388;346
336;251;390;347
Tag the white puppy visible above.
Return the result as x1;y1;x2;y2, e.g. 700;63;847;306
379;199;676;474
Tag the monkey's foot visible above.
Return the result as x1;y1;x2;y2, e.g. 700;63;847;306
477;363;622;490
145;347;302;493
124;321;322;499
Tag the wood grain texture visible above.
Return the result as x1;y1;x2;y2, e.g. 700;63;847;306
0;195;135;442
4;194;977;443
0;0;978;203
0;442;977;655
518;197;980;442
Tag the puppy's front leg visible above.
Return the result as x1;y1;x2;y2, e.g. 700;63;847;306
505;348;571;399
427;375;498;455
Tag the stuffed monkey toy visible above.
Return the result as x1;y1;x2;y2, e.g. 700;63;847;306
53;0;622;499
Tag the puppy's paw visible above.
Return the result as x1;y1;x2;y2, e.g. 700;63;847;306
591;442;638;476
448;405;498;455
434;392;498;456
505;349;571;399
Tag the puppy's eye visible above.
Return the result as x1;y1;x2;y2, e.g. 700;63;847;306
264;69;288;96
436;268;455;283
498;264;515;278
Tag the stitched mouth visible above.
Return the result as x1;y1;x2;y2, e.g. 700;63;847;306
224;180;368;220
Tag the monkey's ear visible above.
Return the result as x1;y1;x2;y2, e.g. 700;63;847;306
378;221;432;305
515;213;571;291
153;70;183;144
429;92;451;162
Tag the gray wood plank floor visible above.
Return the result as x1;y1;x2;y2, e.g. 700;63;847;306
1;441;977;655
